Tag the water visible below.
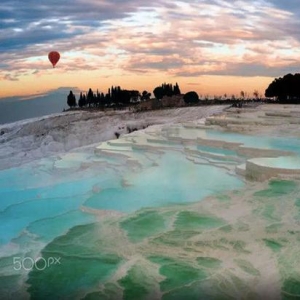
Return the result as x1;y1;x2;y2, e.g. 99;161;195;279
169;127;300;154
251;156;300;169
86;151;242;212
1;124;300;299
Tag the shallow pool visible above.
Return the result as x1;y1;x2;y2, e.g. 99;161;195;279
1;123;300;299
169;127;300;154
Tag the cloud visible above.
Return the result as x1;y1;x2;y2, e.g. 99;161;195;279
3;74;19;81
1;0;300;88
0;0;168;51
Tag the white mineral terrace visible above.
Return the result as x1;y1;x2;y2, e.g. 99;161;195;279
2;104;300;299
95;104;300;182
205;104;300;180
245;156;300;181
206;104;300;136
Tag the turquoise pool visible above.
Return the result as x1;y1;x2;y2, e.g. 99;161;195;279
1;124;300;299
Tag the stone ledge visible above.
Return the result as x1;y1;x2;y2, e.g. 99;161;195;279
245;156;300;181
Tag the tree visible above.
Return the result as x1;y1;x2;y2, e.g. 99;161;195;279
253;90;259;99
153;82;182;99
78;92;86;107
153;86;164;100
174;82;181;95
183;91;199;104
118;90;132;105
67;90;76;108
265;73;300;102
141;90;151;100
240;91;245;99
87;88;94;107
163;83;173;96
95;89;104;107
128;90;140;103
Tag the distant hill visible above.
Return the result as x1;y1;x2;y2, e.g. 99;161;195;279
0;87;79;124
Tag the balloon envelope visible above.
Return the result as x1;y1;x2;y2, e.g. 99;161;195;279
48;51;60;67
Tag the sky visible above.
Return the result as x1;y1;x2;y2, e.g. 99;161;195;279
1;0;300;99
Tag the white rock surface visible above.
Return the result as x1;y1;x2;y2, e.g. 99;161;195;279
0;106;225;169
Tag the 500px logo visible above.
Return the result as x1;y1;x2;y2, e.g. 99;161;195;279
13;256;61;271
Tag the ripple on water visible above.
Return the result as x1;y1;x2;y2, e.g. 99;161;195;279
26;223;123;300
0;195;87;245
120;210;167;243
148;256;208;292
85;151;243;213
2;123;300;299
26;210;95;243
253;179;297;197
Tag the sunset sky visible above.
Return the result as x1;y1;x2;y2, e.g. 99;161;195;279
1;0;300;99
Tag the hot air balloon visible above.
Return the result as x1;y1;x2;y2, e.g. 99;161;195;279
48;51;60;68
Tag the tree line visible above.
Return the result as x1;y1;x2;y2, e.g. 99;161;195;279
67;86;143;108
265;73;300;103
67;82;222;109
67;73;300;110
153;83;181;99
67;82;182;108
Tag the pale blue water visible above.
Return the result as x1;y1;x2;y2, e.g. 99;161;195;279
251;156;300;169
1;126;299;247
86;151;241;212
0;144;243;245
170;127;300;154
197;145;237;156
1;124;300;298
27;210;94;243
